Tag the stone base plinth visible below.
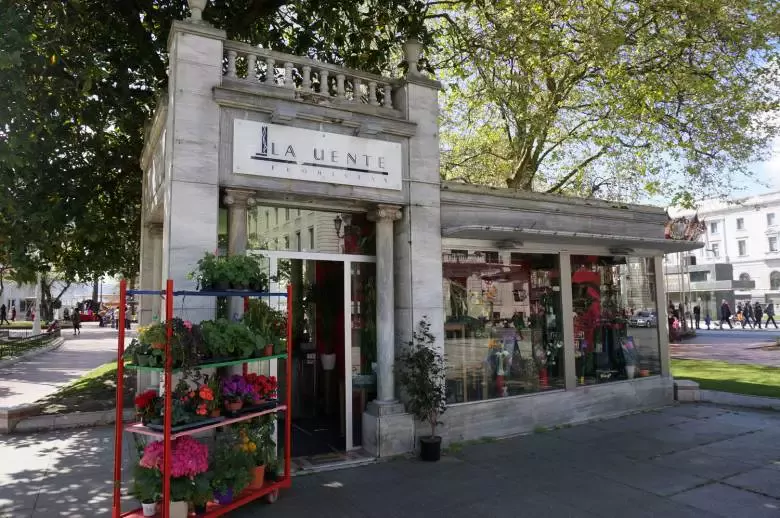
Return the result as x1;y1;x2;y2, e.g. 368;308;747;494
362;401;414;458
674;379;701;402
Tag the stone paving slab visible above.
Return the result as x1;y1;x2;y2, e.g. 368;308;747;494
2;404;780;517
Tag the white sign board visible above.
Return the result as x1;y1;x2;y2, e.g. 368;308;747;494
233;120;403;190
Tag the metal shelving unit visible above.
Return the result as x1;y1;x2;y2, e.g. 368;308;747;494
111;279;293;518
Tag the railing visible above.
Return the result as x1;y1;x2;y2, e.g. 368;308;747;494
0;329;61;360
223;41;398;112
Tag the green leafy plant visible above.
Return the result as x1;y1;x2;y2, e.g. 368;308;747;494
397;318;446;438
138;323;167;347
131;465;160;504
242;299;286;353
190;472;213;508
202;318;264;359
211;434;254;496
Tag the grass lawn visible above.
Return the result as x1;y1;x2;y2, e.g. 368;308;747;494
672;359;780;399
35;361;136;415
0;322;35;329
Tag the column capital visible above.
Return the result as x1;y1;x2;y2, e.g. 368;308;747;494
145;222;164;237
223;188;256;208
368;204;402;222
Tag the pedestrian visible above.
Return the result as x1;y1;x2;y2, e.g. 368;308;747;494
693;304;701;329
71;308;81;335
744;302;754;329
10;305;16;321
0;304;8;326
754;302;763;330
766;302;778;329
705;312;712;330
124;306;131;330
719;299;733;329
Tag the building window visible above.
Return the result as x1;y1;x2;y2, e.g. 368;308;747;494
308;227;315;250
482;251;500;263
295;231;301;251
710;222;719;234
710;244;720;258
284;235;290;250
442;250;564;403
739;273;751;282
285;208;290;221
736;218;744;230
770;236;778;252
768;213;776;226
265;211;269;230
738;240;747;256
772;271;780;290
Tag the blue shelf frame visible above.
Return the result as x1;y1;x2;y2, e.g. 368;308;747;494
127;289;288;297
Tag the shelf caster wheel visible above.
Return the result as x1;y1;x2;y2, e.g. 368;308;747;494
265;489;279;504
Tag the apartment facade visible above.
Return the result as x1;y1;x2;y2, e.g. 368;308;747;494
668;191;780;303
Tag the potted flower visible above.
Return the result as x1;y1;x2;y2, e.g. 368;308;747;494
139;322;168;350
202;375;222;417
131;465;160;516
139;437;209;518
222;375;255;413
397;318;446;462
134;389;160;425
245;373;277;403
621;336;639;379
211;436;254;504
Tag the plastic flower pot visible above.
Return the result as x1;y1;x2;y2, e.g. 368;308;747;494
225;400;243;412
141;502;156;517
214;488;234;505
249;465;266;490
320;353;336;371
169;500;188;518
625;365;637;379
419;436;442;462
136;354;151;367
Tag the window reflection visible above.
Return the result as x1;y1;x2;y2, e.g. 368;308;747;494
442;251;564;403
571;256;660;384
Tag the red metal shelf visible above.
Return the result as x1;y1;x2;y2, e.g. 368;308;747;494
120;477;293;517
124;405;288;440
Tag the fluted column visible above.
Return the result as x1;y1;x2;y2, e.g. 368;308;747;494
223;189;255;322
368;204;403;403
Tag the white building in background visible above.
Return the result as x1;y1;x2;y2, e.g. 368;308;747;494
668;190;780;303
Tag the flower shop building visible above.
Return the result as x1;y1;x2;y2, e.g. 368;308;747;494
137;18;700;460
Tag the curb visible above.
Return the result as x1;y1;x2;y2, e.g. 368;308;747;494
0;337;65;369
699;389;780;412
1;407;135;434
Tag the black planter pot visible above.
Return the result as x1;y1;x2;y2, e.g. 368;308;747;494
419;436;442;462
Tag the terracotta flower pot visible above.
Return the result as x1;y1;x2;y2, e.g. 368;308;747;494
210;408;221;418
226;400;243;412
264;345;274;357
249;465;266;490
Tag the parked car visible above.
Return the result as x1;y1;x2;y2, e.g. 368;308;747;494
629;311;657;327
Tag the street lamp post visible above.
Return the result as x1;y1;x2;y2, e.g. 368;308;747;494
32;271;41;335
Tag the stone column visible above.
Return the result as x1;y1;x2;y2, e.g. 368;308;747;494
654;255;671;378
559;252;577;390
223;189;255;322
368;205;403;403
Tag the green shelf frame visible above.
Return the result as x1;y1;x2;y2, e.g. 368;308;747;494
126;353;288;372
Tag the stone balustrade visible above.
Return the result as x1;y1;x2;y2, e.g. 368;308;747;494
223;40;398;112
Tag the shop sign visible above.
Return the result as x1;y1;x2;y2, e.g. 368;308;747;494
233;120;402;190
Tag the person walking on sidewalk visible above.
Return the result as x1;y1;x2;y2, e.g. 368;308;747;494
71;309;81;336
0;304;9;326
754;302;763;329
743;302;754;329
693;304;701;329
720;300;733;329
766;302;778;329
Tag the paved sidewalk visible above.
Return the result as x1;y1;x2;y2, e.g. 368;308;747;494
0;324;125;407
2;404;780;517
671;329;780;367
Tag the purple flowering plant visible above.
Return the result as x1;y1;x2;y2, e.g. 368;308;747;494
221;375;257;403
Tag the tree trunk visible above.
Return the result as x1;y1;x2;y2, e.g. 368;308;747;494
92;278;99;305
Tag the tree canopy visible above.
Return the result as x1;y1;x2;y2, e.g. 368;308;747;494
0;0;432;281
436;0;780;206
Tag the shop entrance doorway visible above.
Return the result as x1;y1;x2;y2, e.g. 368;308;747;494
253;251;377;461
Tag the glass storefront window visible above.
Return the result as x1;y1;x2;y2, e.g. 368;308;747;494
571;256;660;385
442;250;564;404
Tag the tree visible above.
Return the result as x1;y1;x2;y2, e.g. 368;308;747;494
0;0;433;282
436;0;780;206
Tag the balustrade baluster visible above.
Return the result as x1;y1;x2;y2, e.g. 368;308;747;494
226;50;237;78
336;74;346;99
302;66;312;91
319;70;330;96
383;83;393;108
284;62;294;88
352;77;362;103
368;81;379;106
247;54;257;82
265;59;275;85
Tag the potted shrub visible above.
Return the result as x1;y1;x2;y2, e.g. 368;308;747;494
397;317;447;462
242;299;285;356
202;319;263;360
131;465;160;517
139;322;168;349
211;437;254;504
189;252;229;290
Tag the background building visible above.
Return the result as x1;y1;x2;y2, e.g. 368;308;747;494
667;190;780;305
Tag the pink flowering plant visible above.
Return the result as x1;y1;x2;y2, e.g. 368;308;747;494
140;436;209;478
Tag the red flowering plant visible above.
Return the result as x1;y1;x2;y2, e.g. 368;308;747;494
245;373;277;402
134;390;160;424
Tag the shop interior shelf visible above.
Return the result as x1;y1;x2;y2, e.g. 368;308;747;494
125;405;288;440
125;354;288;372
120;477;293;518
